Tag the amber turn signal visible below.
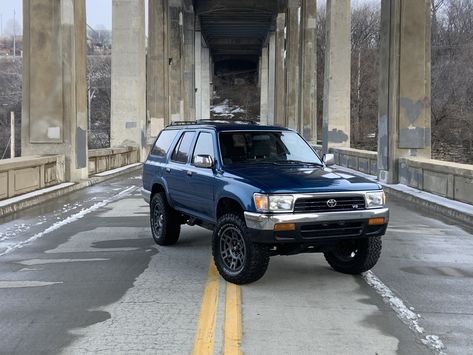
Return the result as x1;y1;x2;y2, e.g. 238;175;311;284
368;217;385;225
274;223;296;231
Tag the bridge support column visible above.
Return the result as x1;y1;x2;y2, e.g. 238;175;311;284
322;0;351;154
260;45;269;125
168;6;184;122
274;13;286;126
22;0;88;182
183;2;195;120
378;0;431;184
201;46;211;120
301;0;317;141
111;0;146;160
286;0;302;131
267;32;276;125
195;31;203;119
148;0;169;137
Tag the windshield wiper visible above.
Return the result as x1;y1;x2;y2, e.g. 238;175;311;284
273;160;324;167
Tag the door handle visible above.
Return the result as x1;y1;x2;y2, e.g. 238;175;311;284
165;168;171;173
187;170;193;176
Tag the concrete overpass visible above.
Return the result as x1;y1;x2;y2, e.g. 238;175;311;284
18;0;435;186
1;0;473;354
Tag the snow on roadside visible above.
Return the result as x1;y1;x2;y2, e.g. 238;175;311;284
363;271;447;355
0;186;137;257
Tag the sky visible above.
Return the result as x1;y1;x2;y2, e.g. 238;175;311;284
0;0;114;33
0;0;376;35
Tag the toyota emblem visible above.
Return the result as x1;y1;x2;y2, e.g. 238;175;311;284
326;199;337;208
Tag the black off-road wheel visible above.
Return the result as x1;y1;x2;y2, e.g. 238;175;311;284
212;213;270;285
324;237;382;274
150;192;181;246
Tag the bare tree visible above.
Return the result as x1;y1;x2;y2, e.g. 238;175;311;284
87;55;111;148
0;57;22;158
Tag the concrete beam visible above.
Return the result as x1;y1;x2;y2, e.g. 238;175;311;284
195;0;278;15
274;13;286;126
286;0;302;131
301;0;317;141
147;0;169;137
22;0;88;182
207;38;262;46
378;0;432;183
111;0;146;160
322;0;351;154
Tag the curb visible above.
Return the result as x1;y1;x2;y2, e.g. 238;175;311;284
382;185;473;229
335;165;473;229
0;164;143;218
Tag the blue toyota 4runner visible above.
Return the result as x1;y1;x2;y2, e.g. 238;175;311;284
142;121;388;284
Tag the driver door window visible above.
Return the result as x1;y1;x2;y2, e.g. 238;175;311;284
192;132;215;165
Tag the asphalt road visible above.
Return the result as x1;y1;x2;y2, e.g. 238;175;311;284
0;171;471;354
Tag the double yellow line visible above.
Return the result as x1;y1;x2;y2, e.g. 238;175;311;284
192;261;242;355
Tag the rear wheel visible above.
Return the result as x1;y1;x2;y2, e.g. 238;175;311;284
150;193;181;246
324;237;382;274
212;213;270;284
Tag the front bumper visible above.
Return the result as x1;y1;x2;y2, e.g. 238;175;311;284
244;208;389;244
244;208;389;230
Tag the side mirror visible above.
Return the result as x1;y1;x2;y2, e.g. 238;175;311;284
323;153;335;166
194;154;214;169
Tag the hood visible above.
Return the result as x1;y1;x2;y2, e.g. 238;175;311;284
223;164;381;193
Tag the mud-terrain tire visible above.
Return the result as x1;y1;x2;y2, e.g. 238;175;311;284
150;192;181;246
212;213;270;284
324;237;382;274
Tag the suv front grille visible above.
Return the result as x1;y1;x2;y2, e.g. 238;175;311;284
300;221;364;239
293;196;366;213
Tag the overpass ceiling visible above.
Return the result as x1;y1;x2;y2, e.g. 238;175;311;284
195;0;281;63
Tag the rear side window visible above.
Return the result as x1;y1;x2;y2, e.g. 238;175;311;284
151;130;179;157
171;131;195;163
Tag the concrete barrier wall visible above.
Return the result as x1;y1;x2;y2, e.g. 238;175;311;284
329;147;378;176
399;157;473;205
88;147;139;175
317;145;473;205
0;155;65;201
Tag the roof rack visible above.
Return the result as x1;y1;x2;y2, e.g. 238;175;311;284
168;119;259;126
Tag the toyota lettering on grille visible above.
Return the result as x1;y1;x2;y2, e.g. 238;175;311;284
326;199;337;208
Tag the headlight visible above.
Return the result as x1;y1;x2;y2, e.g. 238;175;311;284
365;191;386;209
269;195;294;212
254;194;294;213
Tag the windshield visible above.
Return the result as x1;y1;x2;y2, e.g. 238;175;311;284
219;131;322;166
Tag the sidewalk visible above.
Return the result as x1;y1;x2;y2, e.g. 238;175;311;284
335;165;473;228
0;163;142;218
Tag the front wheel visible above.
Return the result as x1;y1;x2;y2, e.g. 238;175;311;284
324;237;382;274
212;213;270;285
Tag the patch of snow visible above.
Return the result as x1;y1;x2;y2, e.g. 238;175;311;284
422;335;447;353
211;99;246;119
94;163;142;177
0;186;136;257
0;183;75;208
363;271;446;355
